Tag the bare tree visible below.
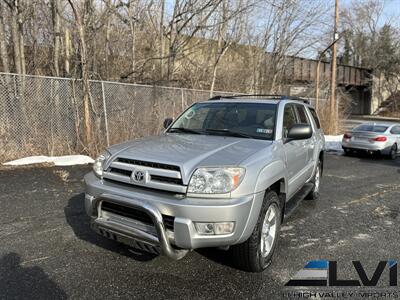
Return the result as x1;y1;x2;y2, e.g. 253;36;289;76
67;0;92;149
259;0;329;92
159;0;166;79
115;0;142;81
51;0;61;76
64;28;71;76
104;0;112;79
164;0;223;82
209;0;249;96
0;2;10;73
5;0;25;74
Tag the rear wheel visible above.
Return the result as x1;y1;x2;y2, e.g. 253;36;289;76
389;144;398;160
231;191;281;272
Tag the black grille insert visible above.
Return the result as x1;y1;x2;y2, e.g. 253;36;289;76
151;175;183;185
162;215;175;231
116;158;180;172
101;201;153;225
109;167;132;177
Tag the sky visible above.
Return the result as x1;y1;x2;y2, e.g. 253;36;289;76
341;0;400;26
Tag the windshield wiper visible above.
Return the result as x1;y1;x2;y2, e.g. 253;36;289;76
204;128;253;139
169;127;203;134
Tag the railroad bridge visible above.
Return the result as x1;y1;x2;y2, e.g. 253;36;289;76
282;56;373;115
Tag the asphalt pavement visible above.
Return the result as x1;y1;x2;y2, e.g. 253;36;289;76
0;154;399;299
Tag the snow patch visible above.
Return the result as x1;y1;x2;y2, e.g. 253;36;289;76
281;225;294;232
354;233;371;240
3;155;94;166
325;135;343;152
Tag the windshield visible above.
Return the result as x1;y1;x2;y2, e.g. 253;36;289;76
353;124;388;133
169;102;277;140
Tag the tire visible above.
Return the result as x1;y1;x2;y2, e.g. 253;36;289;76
343;148;351;156
388;144;397;160
306;160;321;200
231;191;281;272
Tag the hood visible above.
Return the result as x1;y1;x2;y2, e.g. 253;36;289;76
107;133;272;182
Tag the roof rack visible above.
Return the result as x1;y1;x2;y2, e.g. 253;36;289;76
208;94;310;104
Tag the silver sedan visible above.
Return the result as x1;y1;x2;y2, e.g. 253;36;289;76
342;123;400;159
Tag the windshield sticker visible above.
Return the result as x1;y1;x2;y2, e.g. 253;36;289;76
256;128;273;134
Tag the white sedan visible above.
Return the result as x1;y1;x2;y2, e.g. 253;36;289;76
342;123;400;159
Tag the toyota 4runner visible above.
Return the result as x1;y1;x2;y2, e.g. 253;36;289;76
84;95;325;272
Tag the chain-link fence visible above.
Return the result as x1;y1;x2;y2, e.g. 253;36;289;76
0;73;237;163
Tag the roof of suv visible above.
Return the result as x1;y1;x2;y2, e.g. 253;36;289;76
205;95;311;106
206;98;281;104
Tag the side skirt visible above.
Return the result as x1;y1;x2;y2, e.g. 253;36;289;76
283;183;314;219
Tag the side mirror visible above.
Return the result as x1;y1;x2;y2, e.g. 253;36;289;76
286;124;312;141
163;118;173;129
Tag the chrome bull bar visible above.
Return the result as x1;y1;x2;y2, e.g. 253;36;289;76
91;194;189;260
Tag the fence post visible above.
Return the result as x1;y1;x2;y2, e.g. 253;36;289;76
101;81;110;146
13;74;17;98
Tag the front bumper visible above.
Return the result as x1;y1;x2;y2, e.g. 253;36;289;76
84;172;264;260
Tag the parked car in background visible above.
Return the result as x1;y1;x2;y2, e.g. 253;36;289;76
342;123;400;159
85;95;325;272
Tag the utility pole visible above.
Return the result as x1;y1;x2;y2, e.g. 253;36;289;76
315;37;340;111
330;0;339;134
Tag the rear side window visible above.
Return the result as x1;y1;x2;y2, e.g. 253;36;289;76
354;124;388;133
308;107;321;129
295;105;310;124
390;126;400;134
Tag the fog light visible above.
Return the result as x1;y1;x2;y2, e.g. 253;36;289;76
194;223;214;235
195;222;235;235
214;222;235;235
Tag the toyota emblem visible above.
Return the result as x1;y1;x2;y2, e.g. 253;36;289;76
132;170;146;183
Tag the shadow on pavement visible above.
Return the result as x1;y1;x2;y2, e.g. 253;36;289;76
64;193;157;262
195;248;237;269
345;151;400;167
0;253;67;300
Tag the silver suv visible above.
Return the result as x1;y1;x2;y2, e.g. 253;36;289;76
84;95;325;272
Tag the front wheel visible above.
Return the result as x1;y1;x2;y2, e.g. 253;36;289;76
231;191;281;272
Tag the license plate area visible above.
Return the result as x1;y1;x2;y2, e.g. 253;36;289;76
352;136;369;142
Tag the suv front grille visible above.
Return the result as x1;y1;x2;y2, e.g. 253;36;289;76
102;157;186;194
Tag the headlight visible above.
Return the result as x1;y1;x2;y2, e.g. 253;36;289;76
93;152;111;177
187;167;245;194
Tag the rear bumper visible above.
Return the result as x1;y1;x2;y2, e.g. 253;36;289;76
342;139;391;154
84;172;264;259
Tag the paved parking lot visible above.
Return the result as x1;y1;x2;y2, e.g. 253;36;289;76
0;154;399;299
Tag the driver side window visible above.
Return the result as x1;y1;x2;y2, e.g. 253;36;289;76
282;104;297;138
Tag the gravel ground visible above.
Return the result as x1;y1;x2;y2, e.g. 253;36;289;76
0;154;399;299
